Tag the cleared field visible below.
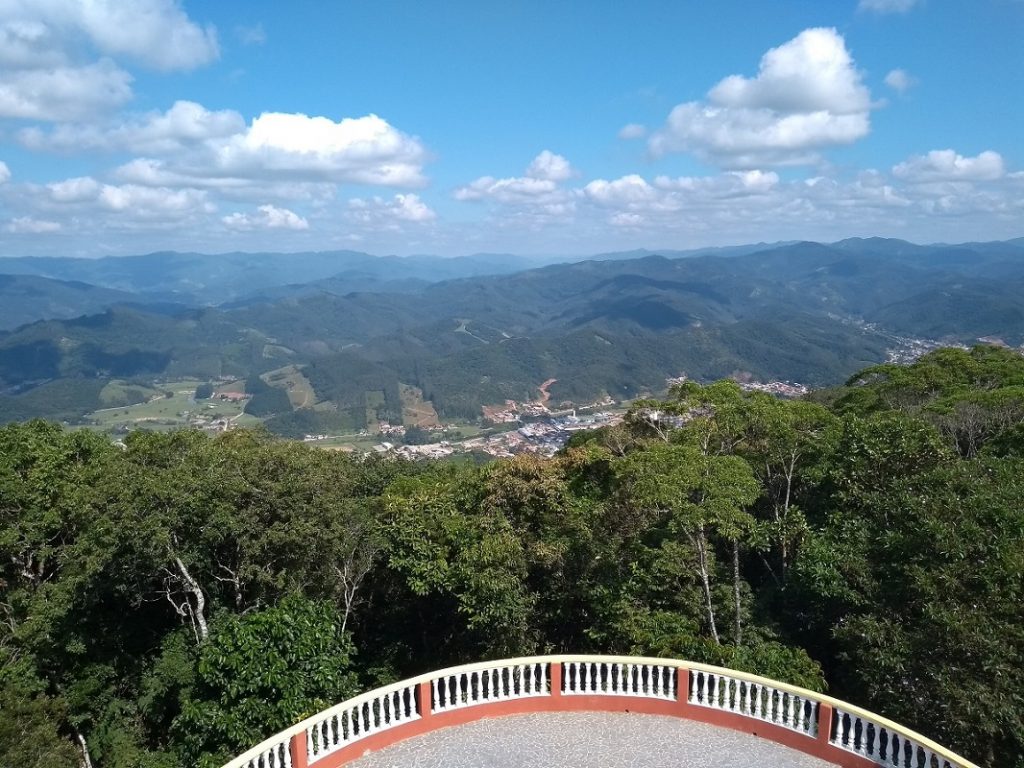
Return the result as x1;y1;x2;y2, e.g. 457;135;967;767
99;380;165;407
261;365;317;409
399;383;441;427
84;379;260;433
214;379;246;396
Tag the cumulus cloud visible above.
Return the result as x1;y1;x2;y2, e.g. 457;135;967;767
455;151;574;203
42;109;430;191
7;0;219;71
45;176;212;220
0;1;217;121
649;28;873;168
0;59;133;121
525;150;575;182
884;68;917;94
203;112;428;186
858;0;920;13
454;176;559;203
345;194;436;227
6;216;60;233
19;100;245;153
453;152;578;228
582;171;783;225
618;123;647;140
0;161;9;183
893;150;1005;182
223;204;309;231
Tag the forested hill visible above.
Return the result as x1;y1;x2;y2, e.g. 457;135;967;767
2;237;1024;431
2;346;1022;767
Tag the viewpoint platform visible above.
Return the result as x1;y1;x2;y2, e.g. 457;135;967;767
222;655;977;768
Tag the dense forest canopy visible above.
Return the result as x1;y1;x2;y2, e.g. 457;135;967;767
1;346;1022;767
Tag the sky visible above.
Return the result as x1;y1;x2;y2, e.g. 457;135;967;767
0;0;1021;258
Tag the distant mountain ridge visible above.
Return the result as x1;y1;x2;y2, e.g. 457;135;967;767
2;236;1024;431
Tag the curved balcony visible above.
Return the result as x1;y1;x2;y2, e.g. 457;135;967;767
221;655;978;768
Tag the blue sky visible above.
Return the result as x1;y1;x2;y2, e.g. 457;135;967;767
0;0;1021;257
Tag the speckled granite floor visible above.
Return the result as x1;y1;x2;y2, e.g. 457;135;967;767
345;712;837;768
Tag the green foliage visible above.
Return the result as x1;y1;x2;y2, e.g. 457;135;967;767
3;348;1024;767
174;597;359;767
193;383;214;399
0;685;79;768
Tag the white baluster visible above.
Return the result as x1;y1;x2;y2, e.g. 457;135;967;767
652;666;661;697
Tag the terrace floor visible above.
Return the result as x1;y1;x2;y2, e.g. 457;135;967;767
345;712;836;768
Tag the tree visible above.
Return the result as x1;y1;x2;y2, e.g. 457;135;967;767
616;443;759;645
173;597;359;767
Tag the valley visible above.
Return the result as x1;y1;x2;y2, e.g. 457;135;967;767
2;237;1024;448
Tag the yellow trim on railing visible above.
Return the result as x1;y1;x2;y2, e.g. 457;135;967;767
221;655;980;768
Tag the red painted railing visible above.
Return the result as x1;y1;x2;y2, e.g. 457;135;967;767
222;655;978;768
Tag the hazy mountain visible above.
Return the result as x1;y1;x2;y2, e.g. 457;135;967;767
0;275;142;330
0;250;540;308
3;237;1024;430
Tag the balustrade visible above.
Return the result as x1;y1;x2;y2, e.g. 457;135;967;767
830;709;957;768
431;661;548;712
562;660;676;699
306;682;419;762
222;655;978;768
689;670;818;738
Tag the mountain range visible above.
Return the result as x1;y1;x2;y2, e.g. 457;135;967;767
1;236;1023;433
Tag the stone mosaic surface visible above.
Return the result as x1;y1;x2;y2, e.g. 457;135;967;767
345;712;837;768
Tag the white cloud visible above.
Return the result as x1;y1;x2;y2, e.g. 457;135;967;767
39;109;430;192
0;1;217;122
6;0;219;71
583;175;658;206
223;204;309;231
47;176;101;202
207;112;428;186
455;151;575;204
525;150;574;182
884;68;917;93
649;28;873;168
0;161;9;183
893;150;1005;182
454;176;559;202
19;100;245;153
45;176;212;220
346;194;436;227
0;20;63;68
0;59;133;120
858;0;920;14
618;123;647;140
6;216;60;233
